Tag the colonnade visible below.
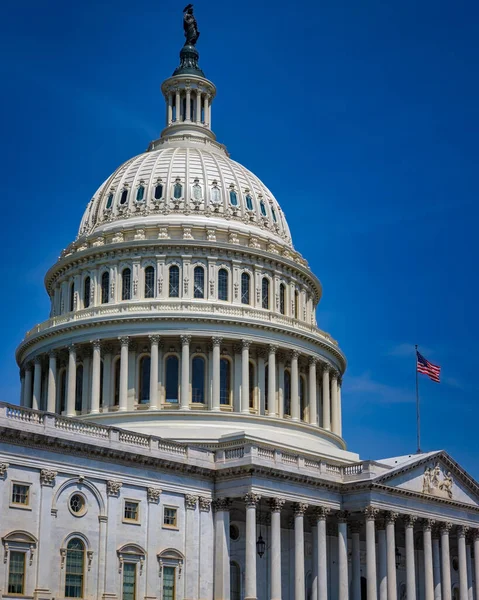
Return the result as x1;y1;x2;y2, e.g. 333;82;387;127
166;88;212;127
214;498;479;600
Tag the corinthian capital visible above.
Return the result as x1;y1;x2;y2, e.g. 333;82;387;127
244;493;261;508
405;515;418;528
212;497;232;512
312;506;330;521
364;506;380;521
293;502;308;517
269;498;286;512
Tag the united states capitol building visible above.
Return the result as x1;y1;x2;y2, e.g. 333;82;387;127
2;8;478;600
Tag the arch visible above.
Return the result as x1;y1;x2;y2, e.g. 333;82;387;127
69;282;75;313
193;266;205;299
83;277;91;309
75;364;83;413
144;266;155;299
158;548;185;561
169;265;180;298
279;283;286;315
262;277;270;310
122;268;132;301
138;355;151;404
53;478;106;517
230;561;241;600
118;543;146;556
101;271;110;304
191;356;205;403
220;357;231;405
165;355;179;403
218;268;228;301
284;369;291;416
241;272;250;305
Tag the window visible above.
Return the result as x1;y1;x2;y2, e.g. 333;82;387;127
163;507;178;528
106;192;114;209
249;362;255;409
144;266;155;298
11;483;30;506
241;273;250;305
211;184;221;204
123;563;136;600
300;376;306;421
83;277;91;308
193;266;205;299
192;357;205;403
101;271;110;304
245;194;253;211
69;493;86;516
169;266;180;298
279;283;285;315
265;365;269;412
165;356;179;403
139;356;151;404
120;189;128;205
124;501;139;522
136;185;145;202
230;561;241;600
272;207;277;222
122;268;132;300
262;277;270;310
294;290;299;320
218;269;228;301
173;181;182;199
60;369;67;413
229;189;238;206
220;358;231;405
163;566;176;600
75;364;83;413
114;359;120;406
284;370;291;416
69;282;75;312
260;200;267;216
8;551;25;595
154;183;163;200
64;538;85;598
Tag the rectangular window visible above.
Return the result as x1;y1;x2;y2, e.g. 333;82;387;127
11;483;30;506
122;563;136;600
163;507;178;528
124;501;139;522
8;551;25;594
163;566;176;600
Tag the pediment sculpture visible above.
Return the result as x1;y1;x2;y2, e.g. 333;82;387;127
422;462;453;499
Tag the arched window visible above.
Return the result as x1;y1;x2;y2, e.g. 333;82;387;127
165;356;179;403
229;189;238;206
136;185;145;202
173;180;183;199
220;358;231;405
300;376;306;421
144;266;155;298
262;277;270;309
75;365;83;413
83;277;91;309
192;357;205;403
284;370;291;416
101;272;109;304
69;282;75;312
60;370;67;413
249;362;255;409
294;290;299;320
106;192;114;209
279;283;286;315
154;182;163;200
120;189;128;205
260;200;267;216
230;561;241;600
218;269;228;301
114;359;120;406
139;356;151;404
122;268;132;300
245;194;253;211
64;538;85;598
169;266;180;298
193;266;205;299
241;273;250;305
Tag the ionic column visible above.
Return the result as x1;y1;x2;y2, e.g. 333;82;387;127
244;493;260;600
118;337;129;411
423;519;435;600
180;335;191;410
386;512;398;600
212;337;222;411
32;356;42;411
432;529;442;600
293;503;308;600
185;87;191;121
66;345;77;417
458;526;469;600
175;88;181;121
47;351;57;413
473;530;479;600
270;498;285;600
196;90;202;123
350;522;361;600
168;92;173;124
377;519;387;600
440;523;452;600
23;364;33;408
213;498;232;600
338;511;349;600
149;335;160;410
331;370;339;435
268;345;277;416
405;516;417;600
314;507;330;600
364;507;379;600
308;357;317;425
322;366;331;430
291;350;300;421
91;340;101;414
466;541;473;600
241;340;251;414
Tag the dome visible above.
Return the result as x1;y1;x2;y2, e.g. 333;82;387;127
78;141;292;249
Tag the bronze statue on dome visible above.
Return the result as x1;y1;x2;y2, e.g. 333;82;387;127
183;4;200;46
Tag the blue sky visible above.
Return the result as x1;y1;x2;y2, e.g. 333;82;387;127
0;0;477;475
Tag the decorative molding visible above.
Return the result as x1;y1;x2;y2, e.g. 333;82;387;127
199;497;212;512
107;480;122;497
268;498;286;512
422;518;436;532
0;463;9;478
386;511;399;524
364;506;379;521
40;469;57;487
185;494;198;510
244;492;261;508
405;515;418;528
147;488;162;503
312;506;330;521
293;502;308;517
212;498;232;512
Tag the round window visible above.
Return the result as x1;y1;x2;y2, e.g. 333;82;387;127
230;523;240;541
69;493;86;516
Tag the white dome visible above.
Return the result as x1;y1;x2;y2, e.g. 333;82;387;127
79;139;293;248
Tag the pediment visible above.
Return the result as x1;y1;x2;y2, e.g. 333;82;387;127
374;452;479;507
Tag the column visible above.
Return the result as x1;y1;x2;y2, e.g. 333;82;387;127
32;356;42;411
338;511;349;600
212;337;222;411
466;541;473;600
23;364;33;408
473;530;479;600
268;345;277;416
337;379;343;436
91;340;101;414
291;350;299;421
405;516;417;600
207;94;212;127
186;87;191;121
241;340;251;414
314;507;329;600
168;92;173;124
432;530;442;600
270;498;285;600
424;519;435;600
196;90;202;124
47;351;57;413
351;522;361;600
149;335;160;410
180;335;191;410
66;345;77;417
386;512;398;600
175;88;181;122
440;523;452;600
245;493;259;600
331;370;339;435
377;519;387;600
322;366;331;430
118;337;129;411
311;517;318;600
19;371;25;407
364;507;378;600
81;353;90;414
458;526;469;600
293;503;308;600
213;498;232;600
308;357;317;425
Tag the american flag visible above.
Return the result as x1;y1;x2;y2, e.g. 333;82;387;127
416;351;441;383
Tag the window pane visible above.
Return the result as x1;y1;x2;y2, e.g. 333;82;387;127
284;371;291;416
139;356;151;404
193;267;204;299
174;182;183;199
192;357;205;403
164;507;177;526
262;278;269;310
241;273;250;305
229;190;238;206
101;272;110;304
154;184;163;200
75;365;83;412
145;266;155;298
124;501;139;521
123;563;136;600
65;539;84;598
8;552;25;595
114;359;120;406
136;186;145;201
106;193;114;209
60;370;67;413
300;377;306;421
245;194;253;211
218;269;228;301
260;201;267;216
294;290;299;319
70;282;75;312
12;483;29;505
83;277;91;308
265;365;269;412
163;566;176;600
279;284;285;315
120;189;128;205
165;356;179;402
169;266;179;298
249;362;255;408
220;359;230;405
122;268;132;300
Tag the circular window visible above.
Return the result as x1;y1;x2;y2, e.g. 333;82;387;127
452;556;459;571
230;524;240;541
69;493;86;517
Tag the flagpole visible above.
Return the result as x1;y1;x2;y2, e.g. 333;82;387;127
415;344;421;453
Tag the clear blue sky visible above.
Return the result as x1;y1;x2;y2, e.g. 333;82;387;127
1;0;477;475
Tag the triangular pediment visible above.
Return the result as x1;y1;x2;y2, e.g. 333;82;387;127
373;451;479;507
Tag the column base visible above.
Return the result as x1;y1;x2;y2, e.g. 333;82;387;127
33;588;52;600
